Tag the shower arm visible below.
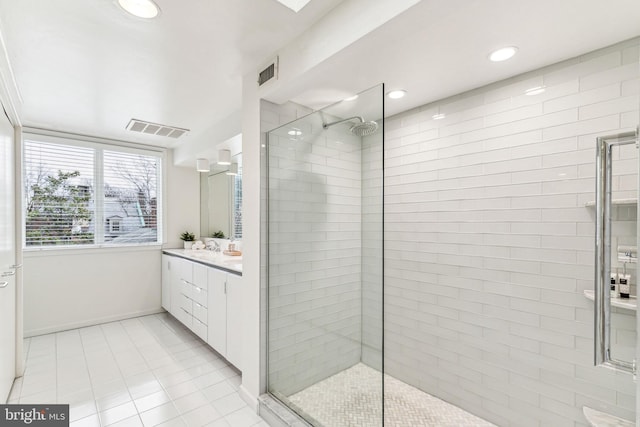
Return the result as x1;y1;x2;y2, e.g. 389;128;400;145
322;116;365;129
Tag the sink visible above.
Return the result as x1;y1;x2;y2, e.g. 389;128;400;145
179;249;243;272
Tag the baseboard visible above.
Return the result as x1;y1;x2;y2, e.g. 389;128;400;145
24;308;166;337
238;385;259;411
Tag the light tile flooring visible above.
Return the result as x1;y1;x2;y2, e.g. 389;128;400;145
7;313;267;427
289;363;496;427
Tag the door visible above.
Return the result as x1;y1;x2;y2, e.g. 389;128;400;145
207;268;227;356
161;255;170;311
0;111;15;402
169;257;186;317
225;273;242;370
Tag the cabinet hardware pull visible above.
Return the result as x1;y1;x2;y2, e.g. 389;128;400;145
10;264;22;269
0;281;8;288
1;271;15;277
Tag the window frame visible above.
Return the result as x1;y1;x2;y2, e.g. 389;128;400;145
22;129;166;251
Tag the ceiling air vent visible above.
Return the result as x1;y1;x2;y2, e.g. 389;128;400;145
258;56;278;86
125;119;189;139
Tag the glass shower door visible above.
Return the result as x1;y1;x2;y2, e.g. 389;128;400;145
266;84;384;426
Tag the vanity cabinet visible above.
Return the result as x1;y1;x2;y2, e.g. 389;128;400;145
162;253;242;370
207;269;243;370
225;273;243;369
207;268;227;356
168;257;209;342
161;254;171;311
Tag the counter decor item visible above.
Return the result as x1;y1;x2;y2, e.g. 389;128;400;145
212;230;225;238
224;242;242;256
180;231;195;249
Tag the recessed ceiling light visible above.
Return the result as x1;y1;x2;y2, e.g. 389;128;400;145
287;129;302;136
387;90;407;99
118;0;160;19
489;46;518;62
344;95;359;102
525;86;546;96
275;0;312;13
432;113;446;120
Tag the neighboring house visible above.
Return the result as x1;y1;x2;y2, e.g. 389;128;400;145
103;194;147;241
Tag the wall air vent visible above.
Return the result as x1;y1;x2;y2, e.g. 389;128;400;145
258;56;279;86
125;119;189;139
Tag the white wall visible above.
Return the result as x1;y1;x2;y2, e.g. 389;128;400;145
164;150;201;249
24;149;200;336
383;38;639;426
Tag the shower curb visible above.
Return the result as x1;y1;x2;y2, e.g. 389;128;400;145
258;394;311;427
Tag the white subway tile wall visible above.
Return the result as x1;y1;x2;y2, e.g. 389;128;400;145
361;130;384;370
383;38;639;426
260;100;315;399
267;112;365;396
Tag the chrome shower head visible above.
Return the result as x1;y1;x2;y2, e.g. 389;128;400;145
350;120;378;137
323;116;379;136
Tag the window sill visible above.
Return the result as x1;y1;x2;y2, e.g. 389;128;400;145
23;243;163;257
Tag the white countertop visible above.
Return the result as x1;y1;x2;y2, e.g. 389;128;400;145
163;248;242;275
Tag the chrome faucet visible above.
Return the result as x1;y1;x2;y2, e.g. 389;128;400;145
207;240;221;253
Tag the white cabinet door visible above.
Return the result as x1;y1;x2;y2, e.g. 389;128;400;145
225;273;243;370
169;257;186;317
161;255;171;311
0;112;15;402
207;268;227;356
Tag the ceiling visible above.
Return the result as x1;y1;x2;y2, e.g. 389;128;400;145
277;0;640;119
0;0;639;162
0;0;344;149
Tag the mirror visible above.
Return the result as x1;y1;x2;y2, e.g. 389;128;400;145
200;153;242;240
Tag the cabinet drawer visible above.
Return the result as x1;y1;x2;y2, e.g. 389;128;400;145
192;286;207;307
179;294;193;315
193;264;208;290
180;279;193;299
179;258;193;284
193;302;208;325
192;317;207;341
177;307;192;327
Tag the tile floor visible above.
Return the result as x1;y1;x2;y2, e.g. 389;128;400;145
288;363;495;427
7;313;268;427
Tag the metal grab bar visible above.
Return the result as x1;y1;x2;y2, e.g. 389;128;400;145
594;130;637;374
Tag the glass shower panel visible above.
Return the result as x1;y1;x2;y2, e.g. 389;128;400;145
267;84;384;426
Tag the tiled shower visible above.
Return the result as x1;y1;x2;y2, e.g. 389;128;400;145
262;37;639;426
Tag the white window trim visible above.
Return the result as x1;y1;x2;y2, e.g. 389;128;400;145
22;128;166;252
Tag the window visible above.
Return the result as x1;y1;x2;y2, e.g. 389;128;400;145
233;172;242;239
107;217;122;234
23;133;163;248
